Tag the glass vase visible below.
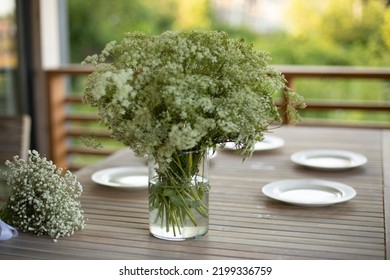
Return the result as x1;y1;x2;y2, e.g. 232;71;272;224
148;149;210;241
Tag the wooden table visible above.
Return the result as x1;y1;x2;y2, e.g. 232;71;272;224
1;126;389;260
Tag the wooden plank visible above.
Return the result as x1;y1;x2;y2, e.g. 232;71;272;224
383;130;390;260
65;115;99;122
66;129;111;138
67;147;115;156
46;72;68;168
276;65;390;79
47;64;390;79
303;101;390;111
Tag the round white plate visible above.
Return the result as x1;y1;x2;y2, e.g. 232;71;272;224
262;179;356;206
91;166;148;189
290;149;367;170
223;135;285;151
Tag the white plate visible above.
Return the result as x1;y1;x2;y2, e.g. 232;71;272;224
91;166;148;189
208;148;217;159
290;149;367;170
223;135;285;151
262;179;356;206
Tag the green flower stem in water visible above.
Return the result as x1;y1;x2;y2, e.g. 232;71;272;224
149;149;209;236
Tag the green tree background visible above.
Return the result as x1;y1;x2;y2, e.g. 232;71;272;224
68;0;390;66
68;0;210;62
283;0;390;66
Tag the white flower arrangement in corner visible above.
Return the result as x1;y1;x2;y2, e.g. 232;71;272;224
0;150;86;241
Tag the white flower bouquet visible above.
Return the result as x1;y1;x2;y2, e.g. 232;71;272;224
82;30;304;239
0;150;85;241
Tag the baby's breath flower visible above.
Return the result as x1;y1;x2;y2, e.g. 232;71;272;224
0;150;86;241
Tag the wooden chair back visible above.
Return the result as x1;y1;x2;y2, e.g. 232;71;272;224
0;115;31;164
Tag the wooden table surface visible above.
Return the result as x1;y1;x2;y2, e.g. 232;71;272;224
1;126;389;260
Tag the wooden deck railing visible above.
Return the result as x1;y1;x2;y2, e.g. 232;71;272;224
46;65;390;170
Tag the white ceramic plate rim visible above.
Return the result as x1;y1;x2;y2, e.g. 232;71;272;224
262;179;356;206
91;166;148;188
208;148;217;159
290;149;367;170
223;135;285;151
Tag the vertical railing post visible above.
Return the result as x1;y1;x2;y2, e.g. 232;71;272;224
281;74;294;124
46;71;69;169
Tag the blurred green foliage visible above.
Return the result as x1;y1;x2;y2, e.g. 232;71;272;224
283;0;390;66
68;0;210;62
68;0;390;66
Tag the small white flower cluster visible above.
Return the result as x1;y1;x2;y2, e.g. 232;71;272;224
0;150;85;241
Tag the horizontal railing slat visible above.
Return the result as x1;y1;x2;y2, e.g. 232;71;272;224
67;147;116;156
303;101;390;111
276;65;390;79
65;115;99;122
66;129;111;138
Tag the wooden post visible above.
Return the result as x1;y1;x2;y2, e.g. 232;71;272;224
46;72;68;169
281;74;294;124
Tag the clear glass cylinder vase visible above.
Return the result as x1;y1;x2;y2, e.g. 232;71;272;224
148;149;210;241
